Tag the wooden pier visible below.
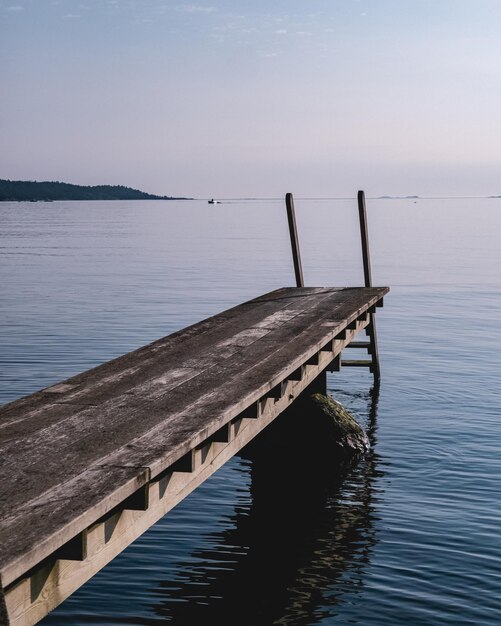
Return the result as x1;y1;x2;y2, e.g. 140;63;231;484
0;194;389;625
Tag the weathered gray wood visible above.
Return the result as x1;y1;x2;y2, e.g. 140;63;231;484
80;290;384;475
0;289;337;513
3;344;337;626
0;286;387;611
1;288;384;488
0;288;365;488
0;466;150;588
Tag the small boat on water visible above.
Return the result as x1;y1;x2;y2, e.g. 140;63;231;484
208;198;220;204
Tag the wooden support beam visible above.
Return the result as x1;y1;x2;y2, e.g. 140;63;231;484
122;485;149;511
54;531;87;562
170;450;195;473
305;353;320;366
240;401;260;419
267;382;285;400
210;423;232;443
307;369;327;394
320;339;334;353
326;355;341;372
288;366;304;382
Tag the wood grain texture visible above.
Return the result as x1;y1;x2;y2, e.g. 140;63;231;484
2;319;369;626
0;286;388;599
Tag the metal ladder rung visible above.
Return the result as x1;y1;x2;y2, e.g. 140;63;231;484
347;341;371;349
341;359;373;368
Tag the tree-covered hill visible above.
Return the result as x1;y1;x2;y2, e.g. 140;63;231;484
0;179;189;201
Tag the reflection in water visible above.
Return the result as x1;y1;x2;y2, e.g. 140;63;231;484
8;200;501;626
139;389;383;626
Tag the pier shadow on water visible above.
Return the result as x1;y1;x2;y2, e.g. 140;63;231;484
140;389;384;626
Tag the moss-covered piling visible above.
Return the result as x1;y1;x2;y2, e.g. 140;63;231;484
308;392;370;458
243;390;370;468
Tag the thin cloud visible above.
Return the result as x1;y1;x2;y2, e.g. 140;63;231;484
177;4;216;14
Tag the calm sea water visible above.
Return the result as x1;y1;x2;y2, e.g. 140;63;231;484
1;198;500;625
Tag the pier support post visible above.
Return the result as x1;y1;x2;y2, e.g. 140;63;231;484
306;368;327;395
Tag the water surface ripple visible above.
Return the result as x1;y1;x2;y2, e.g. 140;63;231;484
1;198;500;625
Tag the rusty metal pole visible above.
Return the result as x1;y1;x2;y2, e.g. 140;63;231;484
357;190;381;385
285;192;304;288
358;190;372;289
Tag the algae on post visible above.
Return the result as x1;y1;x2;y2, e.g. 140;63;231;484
308;393;370;457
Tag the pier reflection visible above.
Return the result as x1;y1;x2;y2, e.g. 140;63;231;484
148;390;383;626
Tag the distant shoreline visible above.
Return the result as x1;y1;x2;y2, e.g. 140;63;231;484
0;179;191;202
0;198;192;203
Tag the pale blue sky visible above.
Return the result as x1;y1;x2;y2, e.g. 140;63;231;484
1;0;500;197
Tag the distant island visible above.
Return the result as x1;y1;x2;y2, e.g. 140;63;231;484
0;179;189;202
378;195;420;199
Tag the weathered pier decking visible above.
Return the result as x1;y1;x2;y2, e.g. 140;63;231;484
0;285;388;625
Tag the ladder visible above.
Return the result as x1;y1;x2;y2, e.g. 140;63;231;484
285;190;382;387
342;190;381;386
